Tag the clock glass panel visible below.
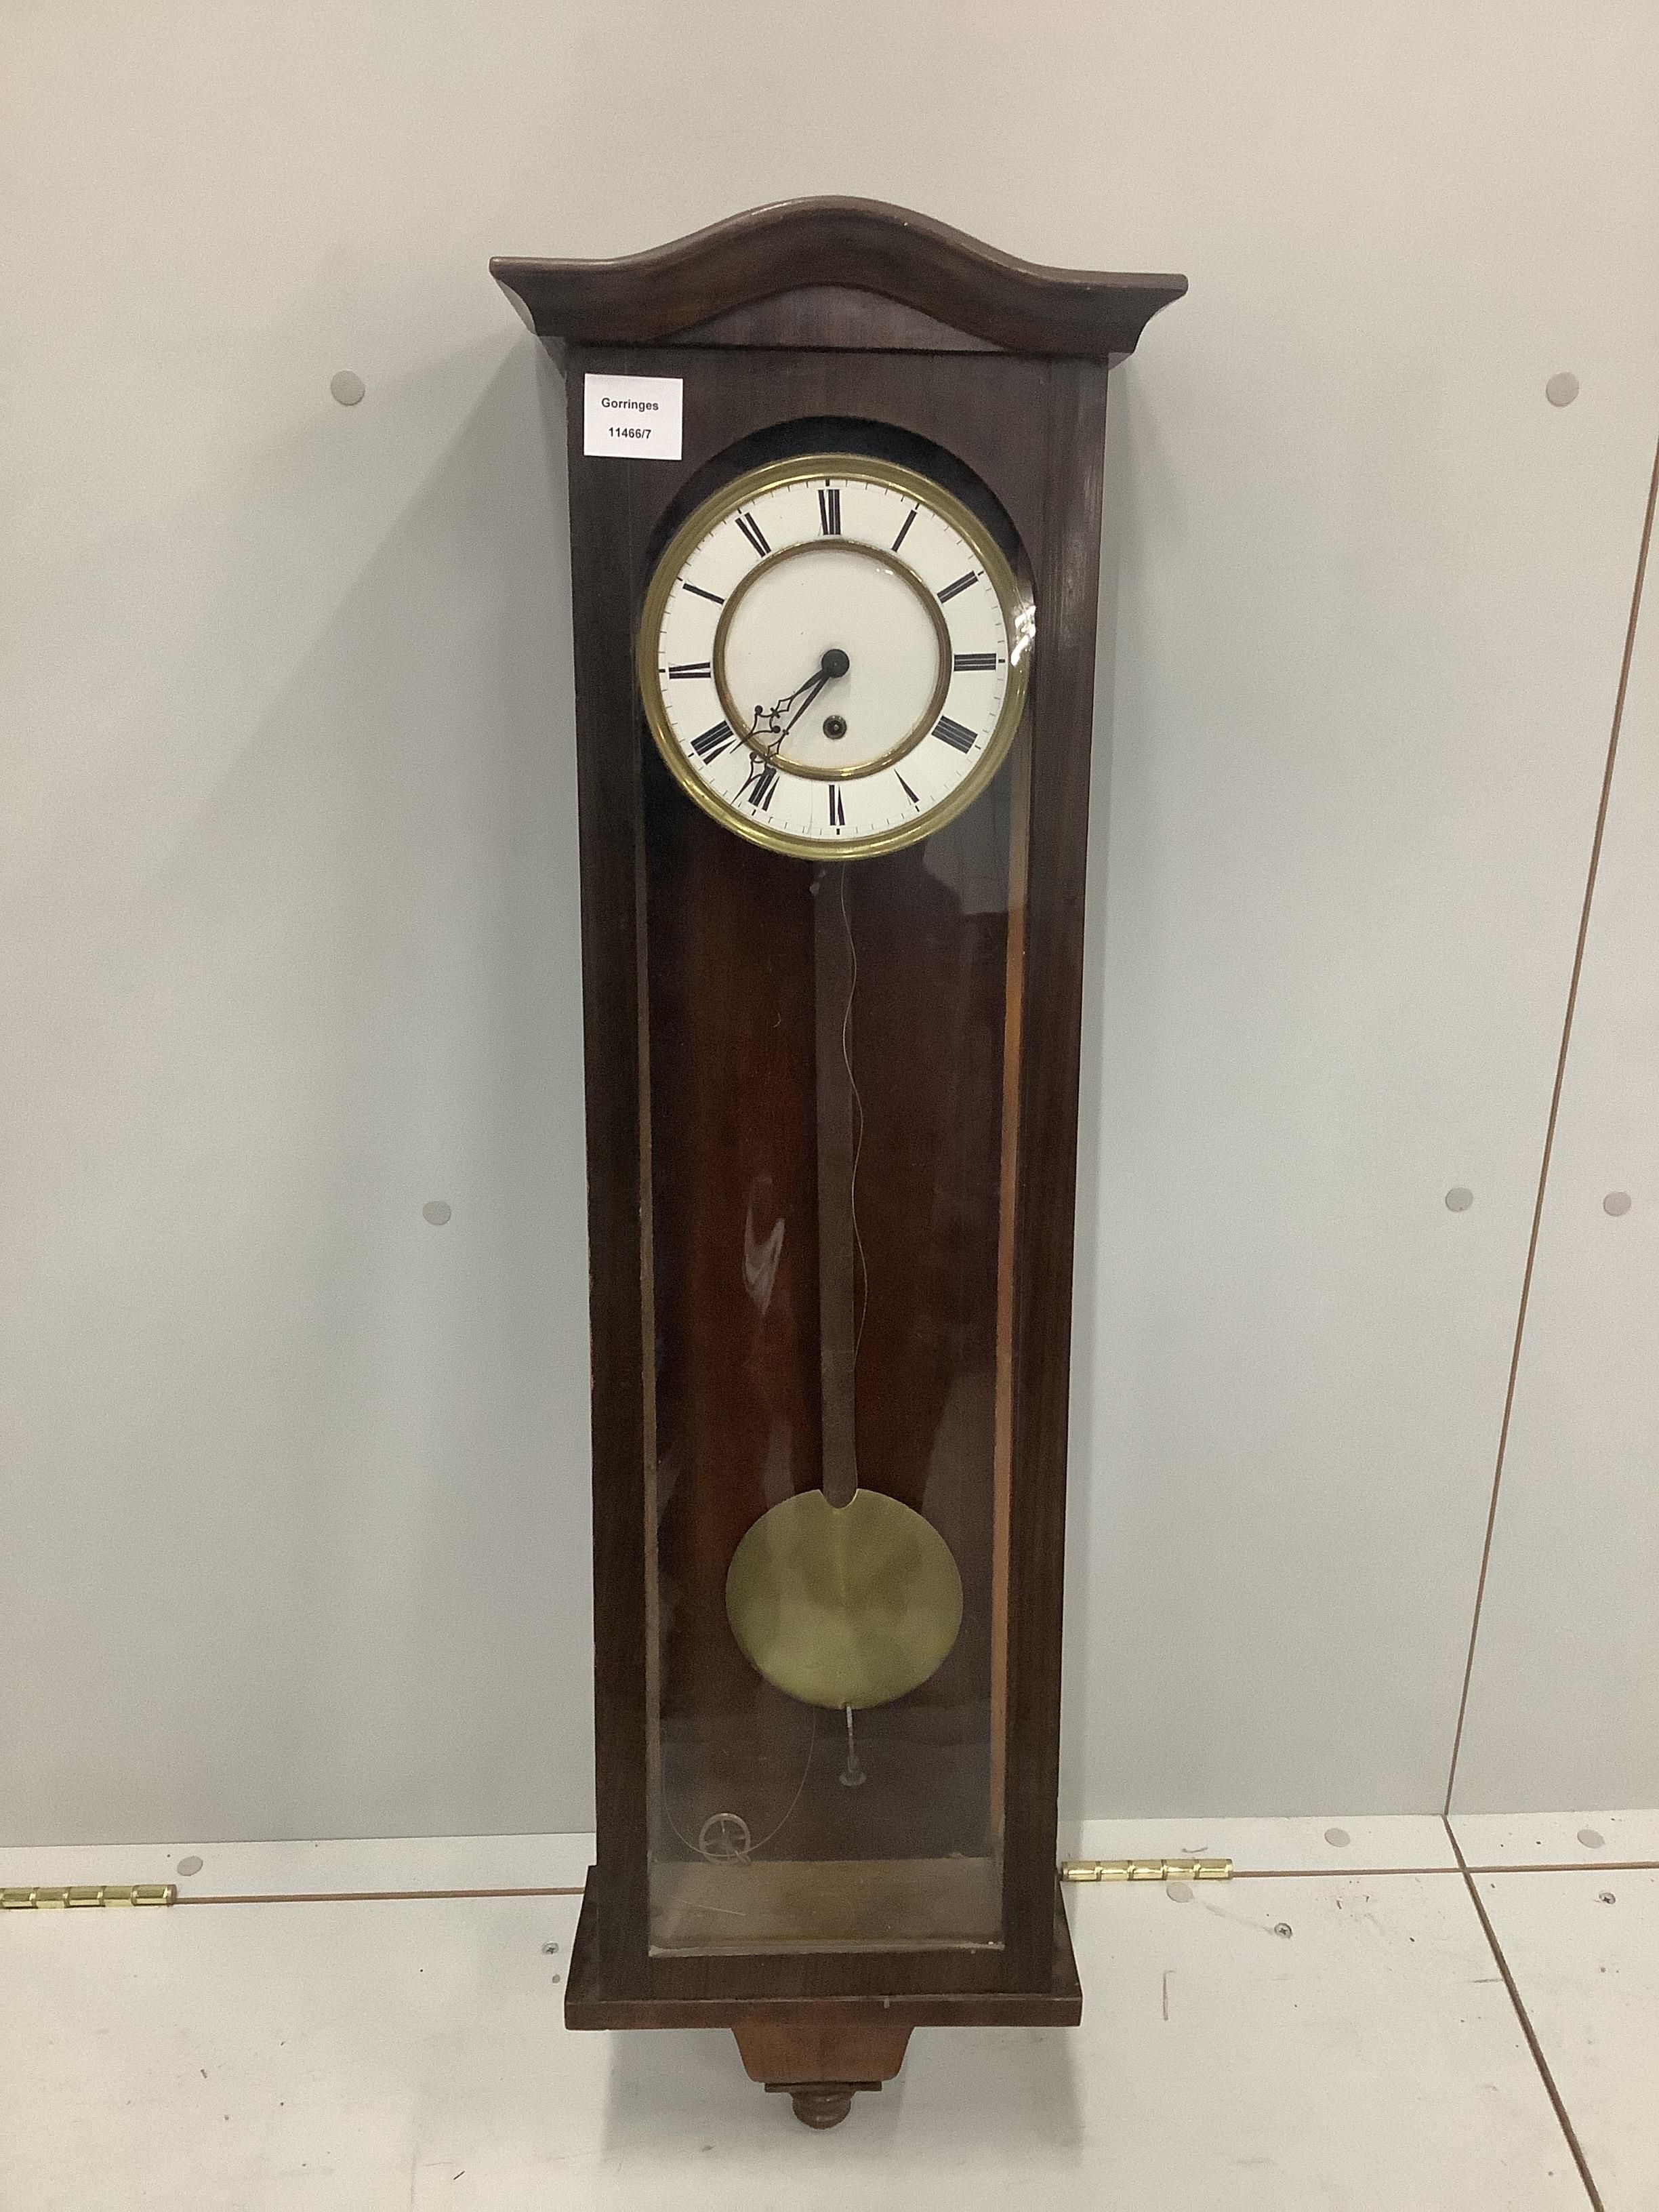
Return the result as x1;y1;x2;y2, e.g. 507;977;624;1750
640;439;1034;1954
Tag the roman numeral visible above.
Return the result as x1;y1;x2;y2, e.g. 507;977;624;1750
827;783;845;830
667;661;712;680
934;715;977;753
818;487;842;535
741;756;780;811
953;652;998;672
937;571;979;604
897;773;920;807
892;506;918;553
682;581;725;606
691;719;736;762
735;510;771;559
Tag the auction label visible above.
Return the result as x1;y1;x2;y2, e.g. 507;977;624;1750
583;373;683;459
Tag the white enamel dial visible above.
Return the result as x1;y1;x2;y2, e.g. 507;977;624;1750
638;455;1034;859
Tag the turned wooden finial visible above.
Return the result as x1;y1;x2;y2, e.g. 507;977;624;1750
785;2083;857;2129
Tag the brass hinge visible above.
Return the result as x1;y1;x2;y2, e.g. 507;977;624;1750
2;1884;176;1910
1061;1858;1231;1883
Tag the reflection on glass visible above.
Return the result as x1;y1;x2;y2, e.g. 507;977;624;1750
642;743;1025;1954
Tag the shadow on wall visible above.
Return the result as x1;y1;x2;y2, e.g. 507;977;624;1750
7;334;597;1844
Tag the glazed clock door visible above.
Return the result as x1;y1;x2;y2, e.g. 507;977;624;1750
640;440;1033;1956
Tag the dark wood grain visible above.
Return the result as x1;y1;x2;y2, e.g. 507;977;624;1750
566;1872;1082;2030
493;197;1184;362
562;342;1092;2003
517;204;1181;2063
733;2014;912;2101
1001;357;1113;1982
643;777;1006;1891
813;862;859;1509
642;770;820;1786
558;361;652;2001
672;285;1000;353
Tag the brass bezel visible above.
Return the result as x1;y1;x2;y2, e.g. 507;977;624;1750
636;453;1034;862
710;539;953;783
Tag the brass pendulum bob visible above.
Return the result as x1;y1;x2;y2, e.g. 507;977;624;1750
725;860;964;1711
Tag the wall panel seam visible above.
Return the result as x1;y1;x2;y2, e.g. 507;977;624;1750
1442;432;1659;1813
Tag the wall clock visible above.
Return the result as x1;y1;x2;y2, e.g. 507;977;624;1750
493;199;1183;2129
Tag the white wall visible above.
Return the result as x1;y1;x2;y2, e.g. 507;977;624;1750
2;0;1655;1843
1450;529;1659;1816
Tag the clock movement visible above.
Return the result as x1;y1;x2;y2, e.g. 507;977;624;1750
492;199;1184;2128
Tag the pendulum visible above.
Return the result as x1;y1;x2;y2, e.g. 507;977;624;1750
724;861;963;1711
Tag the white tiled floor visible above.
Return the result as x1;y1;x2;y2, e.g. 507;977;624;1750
3;1818;1652;2209
1477;1866;1659;2208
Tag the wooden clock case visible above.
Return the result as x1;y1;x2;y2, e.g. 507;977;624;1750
491;200;1184;2127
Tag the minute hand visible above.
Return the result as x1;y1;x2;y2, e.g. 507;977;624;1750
781;670;833;736
752;647;851;747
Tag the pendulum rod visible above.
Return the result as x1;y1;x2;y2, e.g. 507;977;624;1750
723;860;964;1713
839;1703;866;1789
813;861;860;1511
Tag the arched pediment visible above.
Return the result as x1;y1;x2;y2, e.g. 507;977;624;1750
492;197;1185;361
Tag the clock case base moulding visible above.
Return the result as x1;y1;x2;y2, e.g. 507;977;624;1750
491;199;1184;2126
564;1872;1084;2125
